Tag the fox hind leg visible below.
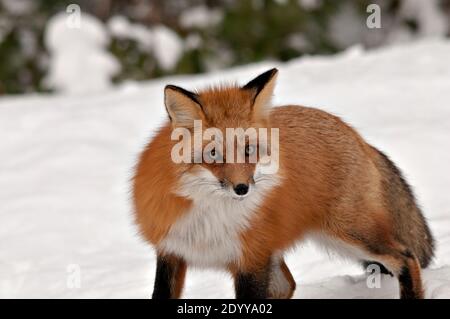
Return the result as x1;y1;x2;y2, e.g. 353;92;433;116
392;250;424;299
361;241;424;299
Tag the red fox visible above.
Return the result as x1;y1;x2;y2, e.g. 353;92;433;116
133;68;434;299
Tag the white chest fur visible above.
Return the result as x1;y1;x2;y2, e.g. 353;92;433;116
159;194;255;267
158;166;279;268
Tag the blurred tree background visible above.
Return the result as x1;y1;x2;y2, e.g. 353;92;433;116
0;0;449;94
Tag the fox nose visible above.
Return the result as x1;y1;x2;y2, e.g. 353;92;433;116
233;184;249;196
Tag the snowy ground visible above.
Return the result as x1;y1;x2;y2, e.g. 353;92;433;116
1;40;450;299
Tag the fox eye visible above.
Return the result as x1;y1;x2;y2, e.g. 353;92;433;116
245;145;255;156
204;147;222;163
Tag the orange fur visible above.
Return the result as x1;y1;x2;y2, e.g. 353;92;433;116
133;69;434;299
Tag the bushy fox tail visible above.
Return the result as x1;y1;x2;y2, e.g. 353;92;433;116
374;148;435;268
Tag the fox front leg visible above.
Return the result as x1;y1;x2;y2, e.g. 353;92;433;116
152;254;186;299
234;261;272;299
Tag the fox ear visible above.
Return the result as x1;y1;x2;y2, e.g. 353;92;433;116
242;68;278;120
164;85;204;128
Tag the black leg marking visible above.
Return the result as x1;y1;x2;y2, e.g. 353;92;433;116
398;249;423;299
399;266;418;299
235;269;270;299
152;256;174;299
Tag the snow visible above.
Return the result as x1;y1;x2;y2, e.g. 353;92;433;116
108;16;183;72
151;26;184;71
1;39;450;298
108;16;153;50
44;13;120;94
298;0;322;11
329;1;366;49
179;6;223;29
0;0;35;16
399;0;448;37
386;0;448;45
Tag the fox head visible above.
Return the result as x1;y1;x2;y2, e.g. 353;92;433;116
164;68;279;200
